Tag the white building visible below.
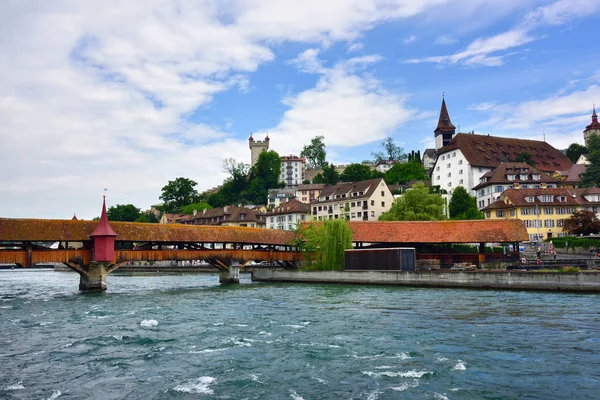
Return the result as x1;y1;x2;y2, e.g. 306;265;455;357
280;155;306;188
375;160;396;173
311;178;393;221
432;134;572;196
266;199;310;230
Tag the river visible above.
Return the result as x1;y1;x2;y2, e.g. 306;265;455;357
1;270;599;399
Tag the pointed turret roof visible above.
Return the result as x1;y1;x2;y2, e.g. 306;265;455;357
436;98;456;132
90;197;118;237
71;214;78;221
585;104;600;132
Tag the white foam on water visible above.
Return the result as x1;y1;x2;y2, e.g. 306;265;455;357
366;389;382;400
433;393;449;400
289;389;304;399
351;353;384;359
0;305;12;309
40;321;54;326
47;390;62;400
313;377;327;384
284;324;306;329
375;365;394;369
112;335;123;341
3;381;24;390
213;322;224;326
189;347;230;354
233;324;248;327
437;356;449;362
172;376;215;394
258;331;272;336
362;370;431;378
389;352;411;360
450;388;462;392
389;380;419;392
250;374;264;383
140;319;158;327
453;360;467;371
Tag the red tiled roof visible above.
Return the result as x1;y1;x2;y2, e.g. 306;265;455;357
472;162;559;190
90;198;117;237
0;219;292;244
557;164;587;183
297;183;325;191
268;199;310;216
349;220;527;243
436;98;456;132
438;133;573;172
585;106;600;132
181;206;265;225
492;187;579;208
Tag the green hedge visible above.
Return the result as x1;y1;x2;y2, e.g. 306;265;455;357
545;237;600;250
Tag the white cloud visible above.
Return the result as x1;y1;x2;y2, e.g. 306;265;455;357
404;35;416;44
407;0;600;67
347;42;364;53
256;52;415;155
0;0;447;218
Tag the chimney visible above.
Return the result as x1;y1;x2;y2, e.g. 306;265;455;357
513;182;520;189
541;183;547;189
193;209;198;216
203;208;207;215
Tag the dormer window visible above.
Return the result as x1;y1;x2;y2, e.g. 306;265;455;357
538;195;553;202
557;196;567;202
532;174;540;181
507;174;515;181
520;174;528;181
525;196;535;203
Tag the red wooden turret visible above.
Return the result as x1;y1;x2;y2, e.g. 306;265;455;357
89;196;118;262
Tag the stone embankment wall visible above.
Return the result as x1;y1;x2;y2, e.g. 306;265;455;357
252;270;600;292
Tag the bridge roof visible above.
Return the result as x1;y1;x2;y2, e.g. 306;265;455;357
348;219;528;244
0;219;295;245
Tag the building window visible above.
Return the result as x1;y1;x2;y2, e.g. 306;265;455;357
539;195;553;202
509;209;516;217
381;202;385;207
459;179;463;185
448;182;452;187
485;211;491;218
447;163;451;168
437;175;440;181
496;210;505;217
452;152;456;157
371;200;375;206
381;191;385;197
459;169;463;175
495;186;503;193
544;220;555;228
436;166;440;171
447;172;451;177
544;207;554;215
458;159;463;165
557;219;565;227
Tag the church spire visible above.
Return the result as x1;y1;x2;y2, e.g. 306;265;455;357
434;96;456;150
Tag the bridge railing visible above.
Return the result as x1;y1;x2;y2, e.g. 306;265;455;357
115;249;301;263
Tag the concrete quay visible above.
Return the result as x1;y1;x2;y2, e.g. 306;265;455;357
252;270;600;292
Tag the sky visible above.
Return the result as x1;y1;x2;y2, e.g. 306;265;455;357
1;0;600;219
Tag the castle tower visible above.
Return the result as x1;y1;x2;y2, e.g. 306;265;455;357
584;105;600;148
434;96;456;150
249;134;270;166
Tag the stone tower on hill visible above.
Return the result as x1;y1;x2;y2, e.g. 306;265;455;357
249;134;270;167
584;105;600;148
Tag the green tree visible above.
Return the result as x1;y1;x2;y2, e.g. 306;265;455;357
242;150;282;204
372;137;406;163
582;135;600;187
379;182;446;221
159;177;198;212
563;210;600;236
565;143;588;163
515;152;536;166
134;213;159;223
180;202;213;215
298;219;353;270
313;163;340;185
384;160;428;185
107;204;142;222
340;163;373;182
301;136;327;168
448;186;483;219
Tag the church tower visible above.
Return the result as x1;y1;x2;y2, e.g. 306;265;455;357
434;97;456;150
249;134;270;167
584;105;600;148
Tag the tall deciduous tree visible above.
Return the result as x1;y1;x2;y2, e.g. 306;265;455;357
159;177;198;212
372;137;406;163
340;163;373;182
515;152;536;166
243;150;282;204
379;182;446;221
384;160;428;185
582;135;600;187
107;204;142;222
448;186;483;219
563;210;600;236
301;136;327;168
565;143;588;163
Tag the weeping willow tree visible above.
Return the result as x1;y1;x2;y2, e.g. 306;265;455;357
296;219;353;270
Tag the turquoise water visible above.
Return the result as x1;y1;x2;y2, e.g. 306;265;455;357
1;270;599;399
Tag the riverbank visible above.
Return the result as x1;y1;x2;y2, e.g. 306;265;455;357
252;270;600;292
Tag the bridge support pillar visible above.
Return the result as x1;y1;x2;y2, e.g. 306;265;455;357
79;261;108;292
219;262;240;284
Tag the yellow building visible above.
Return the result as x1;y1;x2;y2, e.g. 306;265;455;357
482;187;600;241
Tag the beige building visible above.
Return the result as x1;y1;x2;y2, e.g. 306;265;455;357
249;134;270;167
310;178;393;221
584;106;600;148
295;183;325;204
